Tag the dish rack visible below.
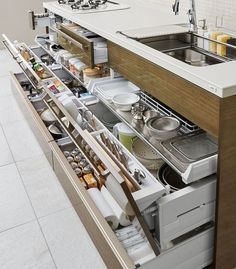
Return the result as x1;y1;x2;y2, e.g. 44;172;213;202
140;91;199;133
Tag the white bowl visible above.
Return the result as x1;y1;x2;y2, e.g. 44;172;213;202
112;93;140;111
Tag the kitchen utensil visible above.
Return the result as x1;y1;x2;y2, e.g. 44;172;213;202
131;137;164;170
161;131;218;163
119;151;129;169
131;103;145;129
112;93;140;112
157;163;187;192
60;96;81;123
131;103;146;120
133;169;146;185
146;116;180;140
40;53;55;65
61;116;70;128
40;106;60;125
113;122;136;152
48;123;64;139
143;109;161;122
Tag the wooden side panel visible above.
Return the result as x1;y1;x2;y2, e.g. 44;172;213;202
214;95;236;269
108;42;220;137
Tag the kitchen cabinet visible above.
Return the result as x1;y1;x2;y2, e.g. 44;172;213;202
107;41;236;269
3;1;236;268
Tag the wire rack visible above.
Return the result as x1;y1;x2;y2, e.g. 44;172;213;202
140;90;199;133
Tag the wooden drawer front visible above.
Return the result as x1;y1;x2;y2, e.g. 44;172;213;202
49;141;135;269
56;24;94;67
108;41;220;137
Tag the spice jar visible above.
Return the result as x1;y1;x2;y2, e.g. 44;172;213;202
83;67;102;85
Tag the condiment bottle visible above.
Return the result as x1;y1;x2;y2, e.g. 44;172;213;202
29;57;45;79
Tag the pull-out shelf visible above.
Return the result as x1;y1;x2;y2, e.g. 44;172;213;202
90;78;218;184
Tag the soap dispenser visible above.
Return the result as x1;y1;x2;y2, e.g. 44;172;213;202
197;19;207;49
203;23;214;52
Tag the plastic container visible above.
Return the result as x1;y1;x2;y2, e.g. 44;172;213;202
74;60;87;78
57;50;67;64
113;122;136;152
61;52;73;67
69;57;80;74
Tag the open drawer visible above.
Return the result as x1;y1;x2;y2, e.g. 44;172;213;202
52;22;108;67
49;127;214;269
155;166;216;250
10;70;214;269
90;77;218;184
3;34;53;83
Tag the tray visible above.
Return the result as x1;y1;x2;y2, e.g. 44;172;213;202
161;131;218;164
93;78;140;102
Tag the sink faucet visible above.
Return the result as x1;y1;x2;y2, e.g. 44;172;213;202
172;0;197;32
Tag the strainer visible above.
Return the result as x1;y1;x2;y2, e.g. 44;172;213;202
131;138;164;170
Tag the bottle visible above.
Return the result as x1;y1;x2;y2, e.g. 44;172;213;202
203;24;214;52
29;57;45;78
197;19;207;49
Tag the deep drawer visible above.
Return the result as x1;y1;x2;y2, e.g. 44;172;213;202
54;23;107;68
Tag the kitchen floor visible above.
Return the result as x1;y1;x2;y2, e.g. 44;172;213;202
0;49;107;269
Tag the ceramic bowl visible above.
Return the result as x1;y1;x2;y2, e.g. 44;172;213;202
112;93;140;111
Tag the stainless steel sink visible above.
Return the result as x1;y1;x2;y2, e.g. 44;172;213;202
166;48;223;66
138;32;226;66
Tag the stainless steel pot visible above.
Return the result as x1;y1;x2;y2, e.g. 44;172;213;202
157;163;187;192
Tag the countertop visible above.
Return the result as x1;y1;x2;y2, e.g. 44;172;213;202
44;0;236;98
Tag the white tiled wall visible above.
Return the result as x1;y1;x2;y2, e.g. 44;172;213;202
149;0;236;29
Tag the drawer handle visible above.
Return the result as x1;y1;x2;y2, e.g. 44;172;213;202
53;26;87;51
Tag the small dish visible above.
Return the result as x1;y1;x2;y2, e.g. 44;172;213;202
112;93;140;111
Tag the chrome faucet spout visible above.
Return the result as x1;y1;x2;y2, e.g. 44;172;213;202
172;0;197;32
172;0;180;15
